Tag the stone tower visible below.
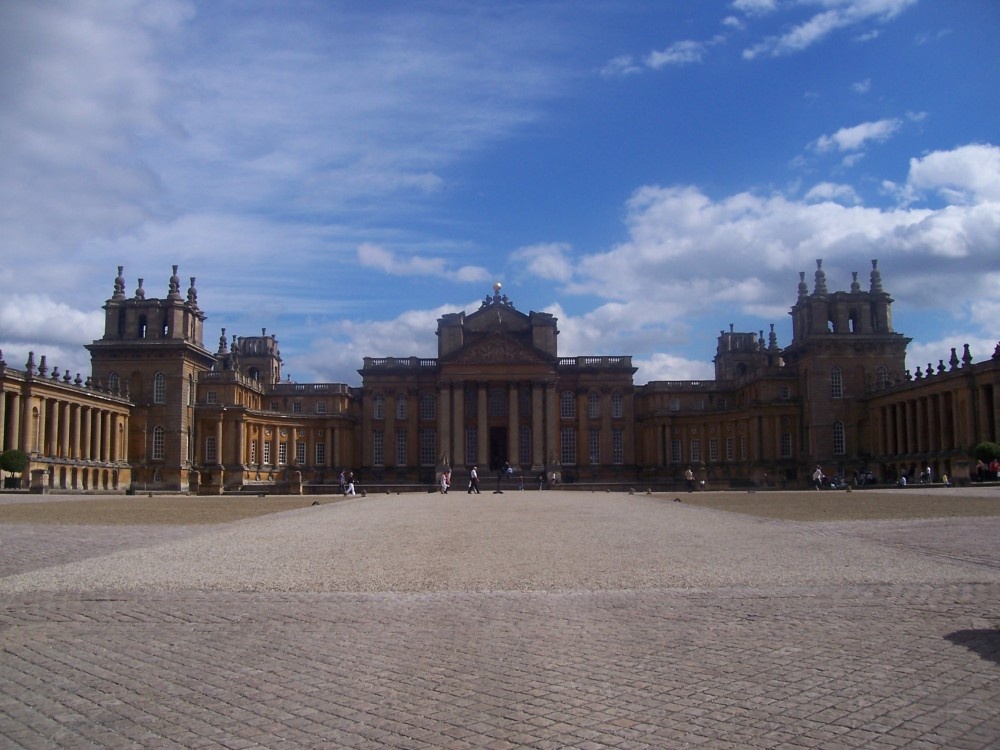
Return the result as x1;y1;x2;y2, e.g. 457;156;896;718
87;266;215;491
782;259;910;470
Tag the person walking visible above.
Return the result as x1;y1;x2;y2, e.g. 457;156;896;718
812;465;824;490
468;466;480;494
684;466;695;493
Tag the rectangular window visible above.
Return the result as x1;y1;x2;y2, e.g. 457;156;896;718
612;428;623;465
206;391;218;404
292;402;302;414
588;392;600;419
396;396;407;421
833;422;846;456
315;442;326;466
779;385;790;400
560;392;576;420
205;435;217;464
780;432;792;458
296;441;306;465
669;398;680;412
316;401;327;414
709;438;719;462
420;429;436;466
270;401;279;412
670;440;682;464
589;428;600;464
396;429;407;466
250;440;257;464
725;437;735;462
612;391;623;419
263;440;271;465
560;427;576;465
152;427;165;460
373;430;384;467
419;394;435;421
465;427;477;464
690;439;701;463
519;426;531;466
278;442;288;466
739;436;747;461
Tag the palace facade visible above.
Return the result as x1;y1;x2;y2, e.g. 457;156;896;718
1;262;997;493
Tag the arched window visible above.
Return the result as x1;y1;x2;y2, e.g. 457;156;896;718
832;421;846;455
108;372;120;393
152;425;165;460
560;391;576;420
831;367;843;399
153;372;166;404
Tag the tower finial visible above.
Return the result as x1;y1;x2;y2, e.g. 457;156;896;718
870;259;883;293
813;259;827;295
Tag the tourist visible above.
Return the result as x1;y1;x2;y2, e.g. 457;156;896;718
812;465;824;490
684;466;695;492
468;466;480;494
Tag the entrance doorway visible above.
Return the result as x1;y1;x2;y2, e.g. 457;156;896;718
489;427;508;471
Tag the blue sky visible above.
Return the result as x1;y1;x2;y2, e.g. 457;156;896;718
1;0;998;386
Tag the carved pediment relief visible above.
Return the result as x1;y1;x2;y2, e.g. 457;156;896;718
449;334;549;365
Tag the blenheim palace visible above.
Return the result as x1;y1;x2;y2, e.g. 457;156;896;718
1;262;998;494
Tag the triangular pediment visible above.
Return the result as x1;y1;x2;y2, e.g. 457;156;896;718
446;332;552;366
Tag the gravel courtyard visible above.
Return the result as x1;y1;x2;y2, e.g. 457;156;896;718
1;486;998;748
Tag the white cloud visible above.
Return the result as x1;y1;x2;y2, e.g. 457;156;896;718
814;118;902;152
805;182;862;204
906;143;1000;203
731;0;778;16
645;41;707;69
851;78;872;94
600;55;642;78
632;353;716;384
743;0;918;59
511;243;575;283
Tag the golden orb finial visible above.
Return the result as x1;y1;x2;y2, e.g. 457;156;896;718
493;281;502;294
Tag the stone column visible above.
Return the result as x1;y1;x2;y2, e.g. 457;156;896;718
0;391;6;451
531;381;544;469
452;381;465;466
438;381;452;467
477;383;488;467
215;416;224;465
102;410;112;462
70;404;81;459
545;380;558;467
59;401;71;458
79;406;89;460
21;394;34;455
507;382;519;466
47;398;59;457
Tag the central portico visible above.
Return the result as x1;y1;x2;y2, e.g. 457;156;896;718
358;284;637;484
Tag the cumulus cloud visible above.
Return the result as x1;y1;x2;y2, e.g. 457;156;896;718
906;144;1000;203
510;243;575;283
805;182;862;204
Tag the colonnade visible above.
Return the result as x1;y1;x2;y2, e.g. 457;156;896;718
0;390;126;462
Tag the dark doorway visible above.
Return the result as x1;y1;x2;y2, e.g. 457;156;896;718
489;427;508;471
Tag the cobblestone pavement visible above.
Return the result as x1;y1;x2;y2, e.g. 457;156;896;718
2;490;999;749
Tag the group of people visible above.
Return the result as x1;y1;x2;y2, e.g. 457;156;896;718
337;470;356;495
975;458;1000;482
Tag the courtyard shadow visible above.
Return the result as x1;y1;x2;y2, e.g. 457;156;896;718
944;628;1000;664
